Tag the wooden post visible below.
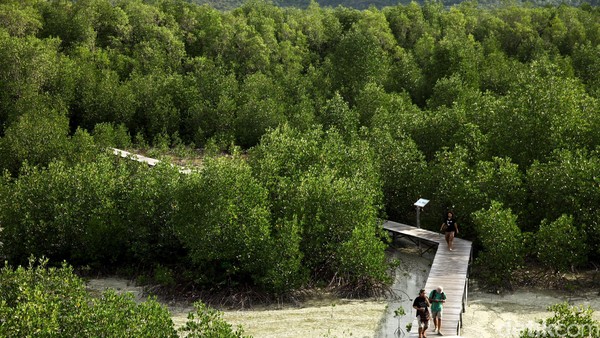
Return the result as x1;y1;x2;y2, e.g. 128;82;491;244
416;206;421;250
464;278;468;312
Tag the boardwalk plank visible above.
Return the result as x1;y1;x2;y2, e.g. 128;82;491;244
383;220;472;338
112;148;193;174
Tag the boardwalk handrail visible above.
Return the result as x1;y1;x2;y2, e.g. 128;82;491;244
383;220;472;338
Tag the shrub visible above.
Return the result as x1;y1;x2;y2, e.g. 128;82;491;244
520;303;600;338
0;110;71;175
0;156;128;265
153;264;176;287
338;224;389;295
472;201;523;288
0;258;250;338
178;301;250;338
536;214;588;272
257;217;306;294
84;290;177;338
366;127;427;222
526;148;600;238
173;154;282;290
249;125;387;289
92;122;132;149
0;257;178;338
120;162;182;266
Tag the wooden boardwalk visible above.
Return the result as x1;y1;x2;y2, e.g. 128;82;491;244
111;148;193;174
112;149;472;336
383;220;472;338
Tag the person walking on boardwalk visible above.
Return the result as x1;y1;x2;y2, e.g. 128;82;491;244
413;289;431;338
440;211;459;251
429;286;446;335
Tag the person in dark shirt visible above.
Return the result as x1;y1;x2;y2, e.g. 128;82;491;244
440;211;459;251
412;289;431;338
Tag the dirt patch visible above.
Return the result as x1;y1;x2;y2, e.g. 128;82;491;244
221;299;386;338
462;284;600;338
86;277;144;300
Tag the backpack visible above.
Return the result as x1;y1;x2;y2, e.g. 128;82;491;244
430;290;445;302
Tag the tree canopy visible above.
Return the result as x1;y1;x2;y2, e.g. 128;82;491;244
1;0;599;291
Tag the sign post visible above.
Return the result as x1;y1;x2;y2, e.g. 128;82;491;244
414;198;429;229
414;198;429;252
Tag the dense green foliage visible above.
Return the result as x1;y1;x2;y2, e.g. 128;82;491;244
249;125;388;290
0;258;248;338
0;158;126;264
173;153;294;292
526;149;600;257
0;0;599;291
192;0;600;11
472;201;523;287
535;214;588;272
0;258;178;337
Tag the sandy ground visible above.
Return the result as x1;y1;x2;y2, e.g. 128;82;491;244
86;278;388;337
86;246;600;338
214;245;433;338
221;300;386;338
85;244;430;338
462;287;600;338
